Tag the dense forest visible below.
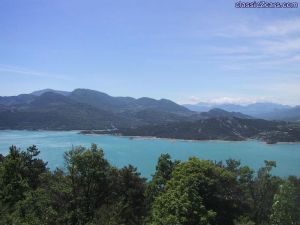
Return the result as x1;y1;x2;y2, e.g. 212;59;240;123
82;118;300;144
0;144;299;225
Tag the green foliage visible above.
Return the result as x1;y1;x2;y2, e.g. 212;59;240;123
234;216;256;225
64;144;112;224
12;188;58;225
1;144;300;225
251;161;282;225
0;145;47;224
94;165;147;225
146;154;179;207
270;181;300;225
150;157;242;225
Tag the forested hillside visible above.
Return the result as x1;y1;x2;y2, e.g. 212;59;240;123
0;144;299;225
86;117;300;144
0;89;195;130
2;89;300;143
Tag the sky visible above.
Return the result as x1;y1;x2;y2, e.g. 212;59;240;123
0;0;300;105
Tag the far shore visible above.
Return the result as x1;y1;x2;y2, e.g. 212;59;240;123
1;129;300;145
78;131;279;144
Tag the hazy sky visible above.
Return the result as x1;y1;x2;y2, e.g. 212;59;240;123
0;0;300;105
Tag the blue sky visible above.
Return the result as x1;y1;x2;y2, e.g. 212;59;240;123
0;0;300;105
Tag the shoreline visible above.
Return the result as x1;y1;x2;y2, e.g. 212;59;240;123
78;132;269;144
1;129;300;145
78;132;300;145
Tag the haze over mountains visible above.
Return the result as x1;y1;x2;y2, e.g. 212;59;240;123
0;89;299;131
0;89;196;130
184;102;300;122
1;88;300;143
183;102;291;115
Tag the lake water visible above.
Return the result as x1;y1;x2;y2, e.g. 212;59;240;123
0;130;299;179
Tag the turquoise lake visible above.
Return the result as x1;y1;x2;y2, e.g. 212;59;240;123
0;130;299;179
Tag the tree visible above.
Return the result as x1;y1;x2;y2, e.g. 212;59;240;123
11;188;58;225
117;165;147;224
0;145;47;224
150;157;241;225
94;165;147;225
0;146;29;206
146;154;179;207
270;181;300;225
225;159;255;220
288;176;300;208
64;144;113;224
251;160;282;224
0;145;47;203
0;153;4;162
234;216;255;225
1;145;299;225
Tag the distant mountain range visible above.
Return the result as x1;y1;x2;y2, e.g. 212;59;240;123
0;89;260;130
183;102;300;122
0;89;196;130
1;88;300;143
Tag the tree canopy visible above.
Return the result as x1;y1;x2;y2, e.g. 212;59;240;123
0;144;299;225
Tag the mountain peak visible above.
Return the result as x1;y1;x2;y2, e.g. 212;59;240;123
200;108;252;119
31;89;70;96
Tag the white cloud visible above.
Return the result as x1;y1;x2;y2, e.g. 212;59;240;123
177;96;269;105
211;17;300;71
254;82;300;106
259;38;300;53
207;97;268;105
177;96;201;104
207;46;252;55
206;36;300;72
0;64;69;80
288;55;300;62
218;18;300;38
